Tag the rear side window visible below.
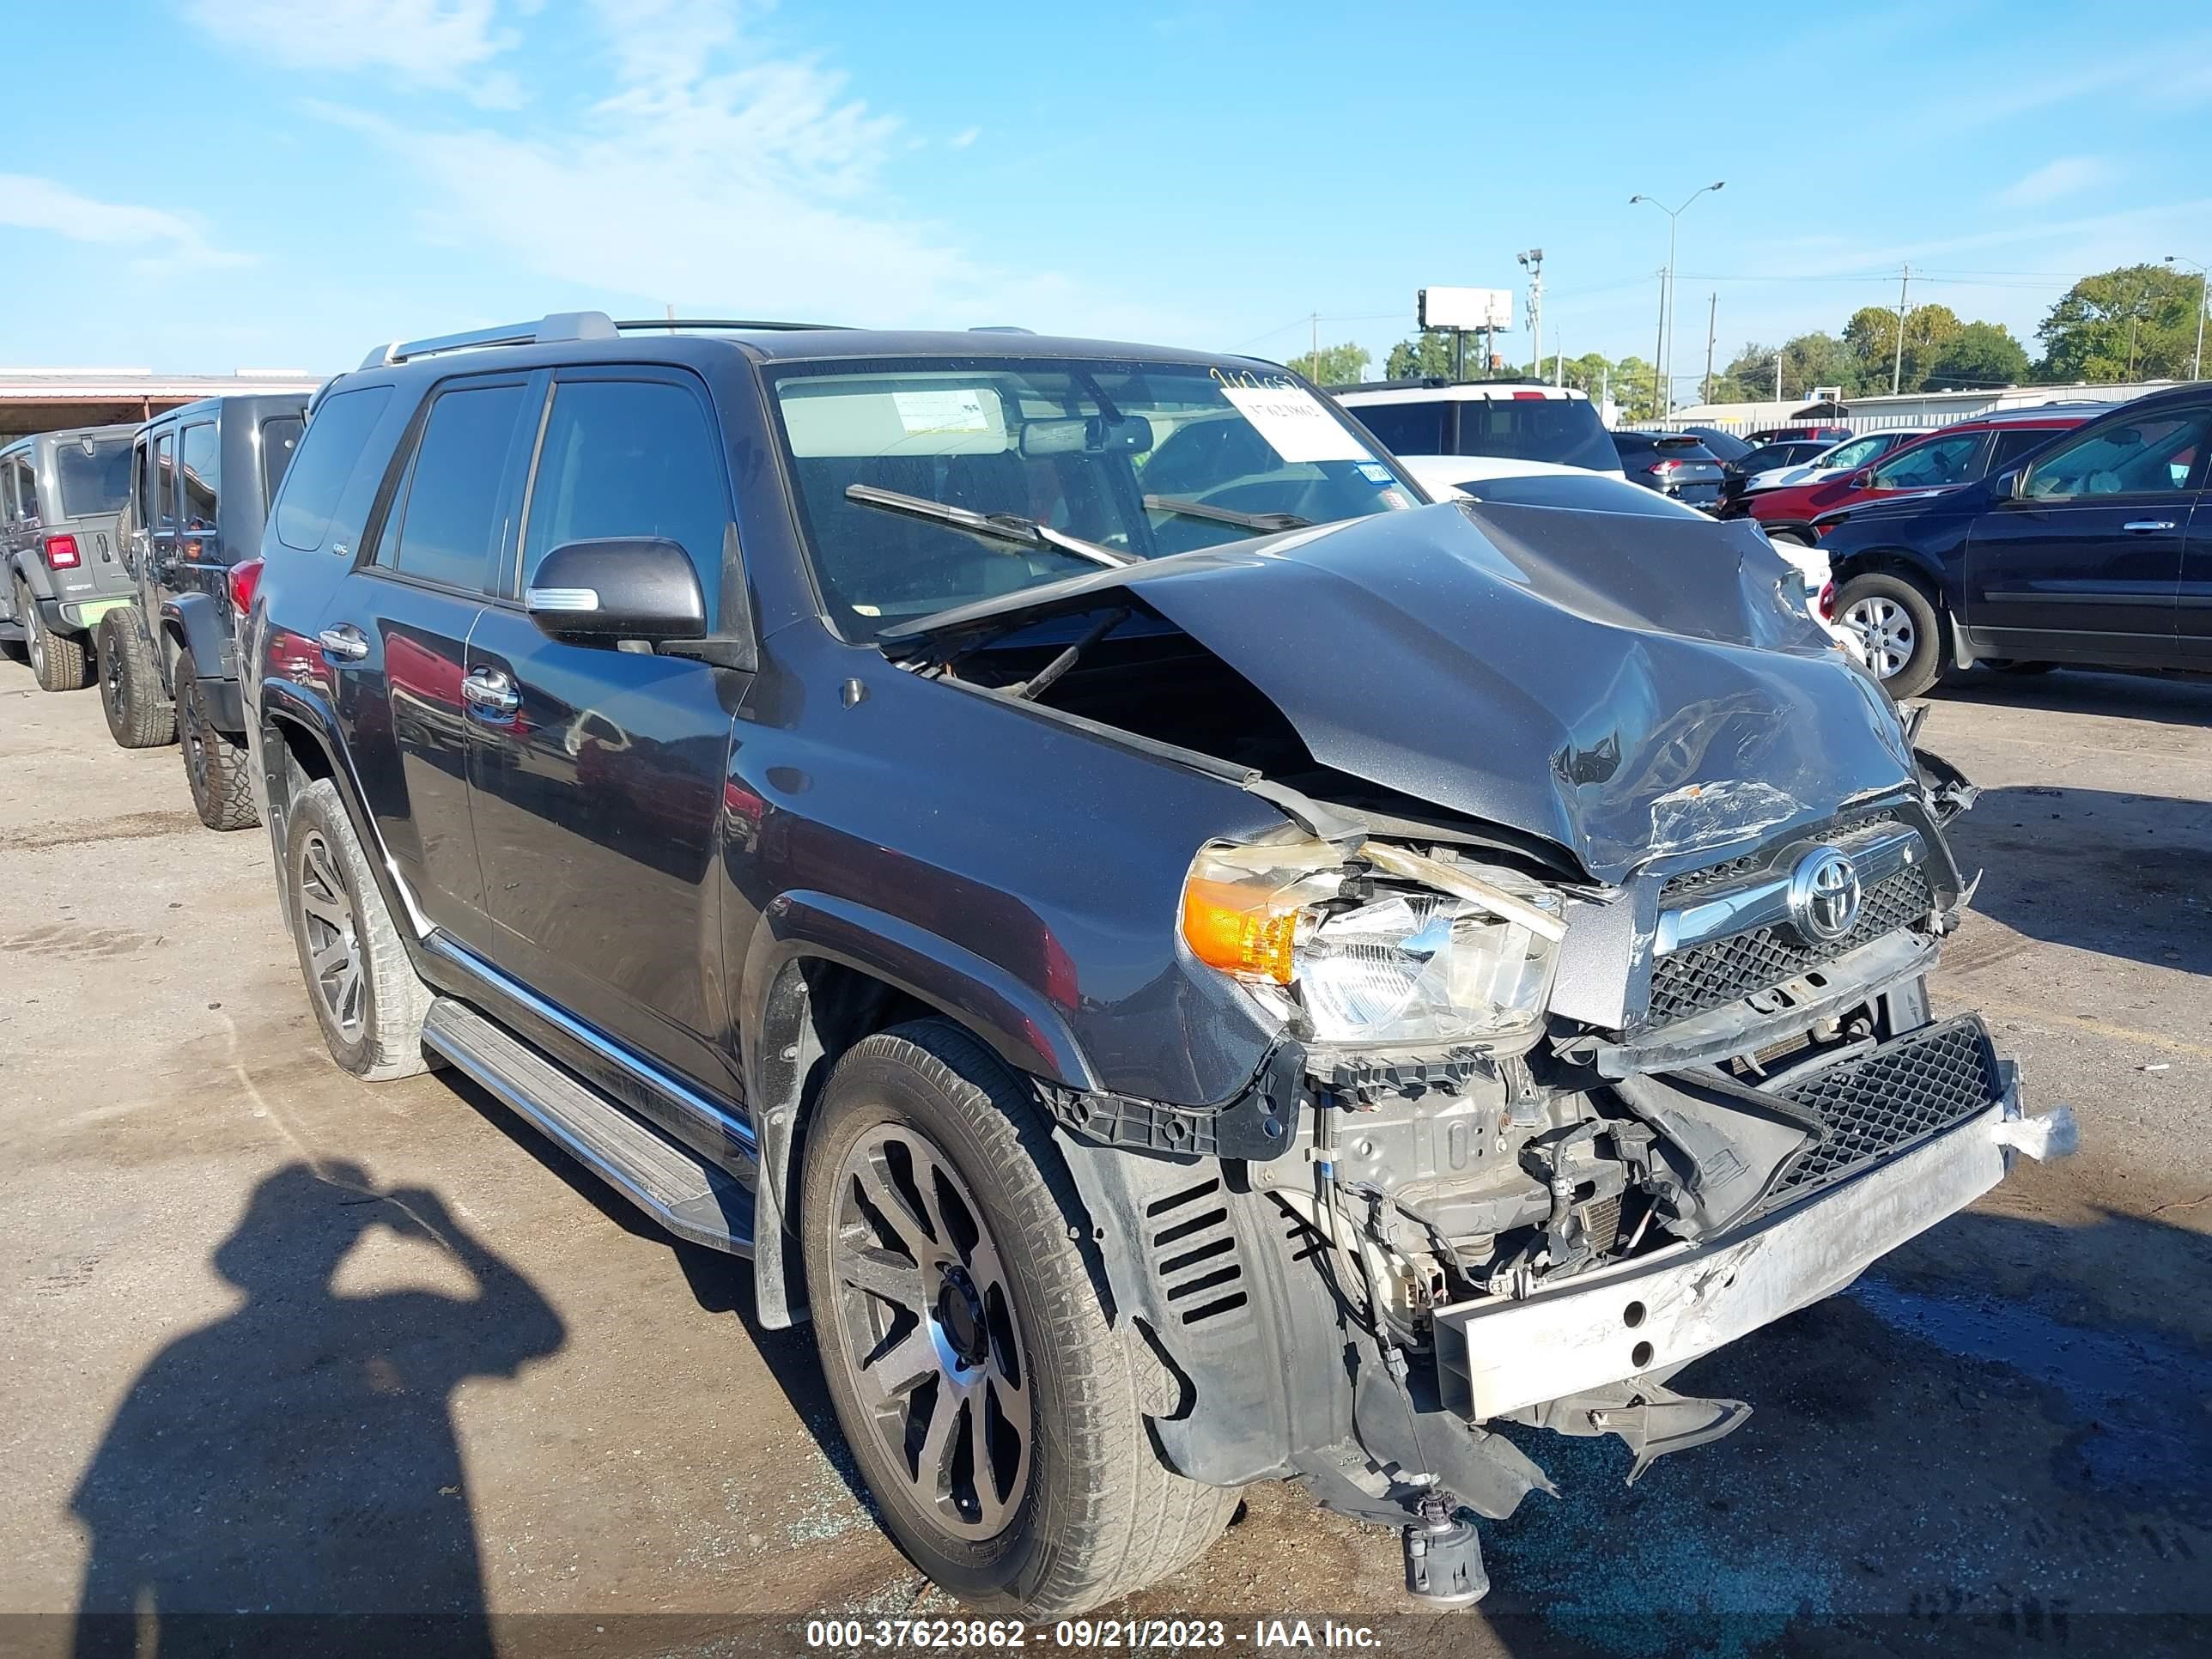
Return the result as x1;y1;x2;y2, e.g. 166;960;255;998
1457;398;1620;471
260;416;303;511
179;422;220;530
57;438;132;517
386;382;529;592
519;378;729;625
1350;400;1448;456
11;455;39;521
276;386;394;552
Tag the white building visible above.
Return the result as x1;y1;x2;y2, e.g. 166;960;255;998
1647;380;2181;436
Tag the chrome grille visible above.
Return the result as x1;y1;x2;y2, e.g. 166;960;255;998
1773;1017;1997;1197
1647;863;1933;1026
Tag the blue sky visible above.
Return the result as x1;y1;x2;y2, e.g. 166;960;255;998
3;0;2209;392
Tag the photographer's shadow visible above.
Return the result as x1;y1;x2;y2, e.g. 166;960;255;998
70;1161;564;1658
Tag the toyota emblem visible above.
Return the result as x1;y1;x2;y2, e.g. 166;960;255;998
1788;846;1863;943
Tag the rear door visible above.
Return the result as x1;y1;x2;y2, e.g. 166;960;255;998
173;416;230;637
318;372;538;951
464;366;738;1097
1963;404;2209;663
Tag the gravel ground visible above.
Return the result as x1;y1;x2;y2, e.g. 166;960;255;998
1;654;2207;1659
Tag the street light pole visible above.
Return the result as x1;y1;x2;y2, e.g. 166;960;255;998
2167;256;2208;381
1631;182;1725;419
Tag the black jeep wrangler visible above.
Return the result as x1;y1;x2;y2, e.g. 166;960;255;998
245;313;2070;1613
100;394;308;830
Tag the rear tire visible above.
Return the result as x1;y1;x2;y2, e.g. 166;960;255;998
97;610;176;748
1769;528;1816;548
283;778;431;1080
799;1019;1237;1615
1832;571;1943;698
20;581;91;692
176;651;258;830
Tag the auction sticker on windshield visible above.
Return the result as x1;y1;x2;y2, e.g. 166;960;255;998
1222;385;1374;464
892;388;992;435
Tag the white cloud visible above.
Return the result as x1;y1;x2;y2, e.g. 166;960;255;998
185;0;526;106
948;125;981;149
0;173;246;270
1997;156;2110;209
289;1;1200;341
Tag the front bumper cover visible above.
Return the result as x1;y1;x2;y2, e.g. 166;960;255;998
1432;1063;2073;1421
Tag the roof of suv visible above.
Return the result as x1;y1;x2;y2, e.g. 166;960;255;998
0;422;137;458
1333;380;1590;404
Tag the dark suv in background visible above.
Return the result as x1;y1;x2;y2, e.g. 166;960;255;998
0;423;137;691
1608;428;1727;507
100;394;307;828
243;313;2063;1615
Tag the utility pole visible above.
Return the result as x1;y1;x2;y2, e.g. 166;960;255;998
1774;351;1783;403
1309;312;1318;379
2170;256;2209;380
1702;292;1718;407
1631;183;1725;417
1518;249;1545;380
1653;265;1668;417
1892;263;1911;395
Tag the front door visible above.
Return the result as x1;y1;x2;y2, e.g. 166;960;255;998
2175;492;2212;664
1964;404;2209;665
465;368;739;1099
319;373;538;951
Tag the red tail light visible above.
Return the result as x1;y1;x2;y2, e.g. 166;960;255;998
228;557;265;614
1817;580;1837;620
1650;460;1680;476
42;534;81;569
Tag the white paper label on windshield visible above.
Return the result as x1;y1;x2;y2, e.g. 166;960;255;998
1222;385;1372;465
892;388;992;435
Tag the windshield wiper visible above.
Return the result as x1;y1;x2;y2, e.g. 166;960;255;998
844;483;1135;568
1142;494;1312;534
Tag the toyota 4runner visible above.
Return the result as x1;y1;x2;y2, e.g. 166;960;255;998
244;313;2073;1614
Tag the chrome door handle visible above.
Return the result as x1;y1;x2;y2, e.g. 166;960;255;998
317;624;370;661
461;667;520;714
2121;520;2177;533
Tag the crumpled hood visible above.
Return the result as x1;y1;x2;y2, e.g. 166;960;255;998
894;501;1919;883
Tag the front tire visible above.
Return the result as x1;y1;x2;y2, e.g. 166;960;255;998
283;778;431;1079
799;1020;1237;1615
1832;571;1943;697
20;582;91;692
97;610;176;747
176;651;258;830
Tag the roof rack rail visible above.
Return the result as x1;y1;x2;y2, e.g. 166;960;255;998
359;310;848;370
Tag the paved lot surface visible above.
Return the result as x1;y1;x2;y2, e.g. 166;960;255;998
2;654;2209;1658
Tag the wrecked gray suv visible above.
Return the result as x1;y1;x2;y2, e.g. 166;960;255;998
246;319;2073;1616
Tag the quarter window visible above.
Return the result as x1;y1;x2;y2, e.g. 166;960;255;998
387;382;528;592
276;386;394;553
520;378;729;626
178;422;221;531
2023;411;2210;499
154;434;177;529
260;416;303;511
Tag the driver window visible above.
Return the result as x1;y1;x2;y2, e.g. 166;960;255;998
2024;412;2210;500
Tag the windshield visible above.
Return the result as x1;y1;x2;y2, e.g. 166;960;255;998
768;357;1416;640
1819;434;1887;471
56;437;132;517
1870;430;1984;489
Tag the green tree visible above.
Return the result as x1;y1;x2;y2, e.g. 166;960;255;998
1843;302;1961;392
1288;340;1371;387
1923;321;2031;391
1612;355;1660;420
2037;263;2201;382
1713;341;1778;404
1776;331;1863;401
1384;330;1463;380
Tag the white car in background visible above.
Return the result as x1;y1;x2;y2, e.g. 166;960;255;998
1741;428;1931;494
1334;380;1627;481
1402;458;1867;665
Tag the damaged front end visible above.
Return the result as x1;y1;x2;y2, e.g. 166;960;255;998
884;503;2075;1605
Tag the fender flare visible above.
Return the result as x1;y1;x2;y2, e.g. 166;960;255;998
5;548;55;605
258;677;430;945
736;890;1100;1328
159;591;233;680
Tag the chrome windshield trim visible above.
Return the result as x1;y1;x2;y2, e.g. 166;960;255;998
1656;825;1924;956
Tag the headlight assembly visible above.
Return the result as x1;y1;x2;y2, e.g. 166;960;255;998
1181;838;1565;1048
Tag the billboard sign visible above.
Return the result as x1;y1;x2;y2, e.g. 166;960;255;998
1418;286;1513;331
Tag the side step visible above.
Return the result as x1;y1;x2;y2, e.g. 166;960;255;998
422;996;755;1255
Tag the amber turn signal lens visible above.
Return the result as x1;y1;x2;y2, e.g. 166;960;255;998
1182;877;1297;984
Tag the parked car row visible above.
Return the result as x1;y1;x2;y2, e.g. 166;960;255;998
3;392;308;830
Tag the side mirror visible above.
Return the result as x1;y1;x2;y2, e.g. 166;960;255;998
1848;469;1875;489
1995;468;2026;501
525;538;707;644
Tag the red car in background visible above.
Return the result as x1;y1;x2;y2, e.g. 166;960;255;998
1722;405;2110;545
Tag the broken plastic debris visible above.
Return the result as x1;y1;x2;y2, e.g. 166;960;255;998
1992;1104;2079;1162
2141;1063;2171;1073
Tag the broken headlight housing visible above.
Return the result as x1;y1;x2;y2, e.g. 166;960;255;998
1181;839;1565;1048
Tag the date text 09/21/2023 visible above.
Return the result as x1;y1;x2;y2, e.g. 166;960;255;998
803;1617;1382;1650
